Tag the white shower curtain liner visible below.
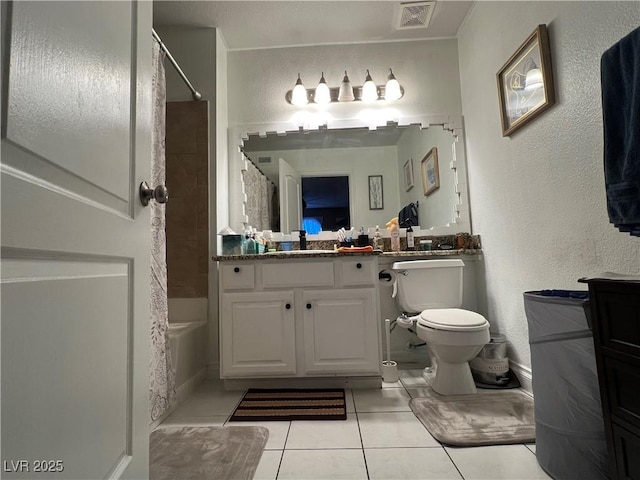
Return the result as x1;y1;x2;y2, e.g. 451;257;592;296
149;42;176;423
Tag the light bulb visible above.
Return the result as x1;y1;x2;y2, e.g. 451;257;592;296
361;69;378;103
338;71;355;102
314;72;331;104
385;68;402;101
291;73;308;106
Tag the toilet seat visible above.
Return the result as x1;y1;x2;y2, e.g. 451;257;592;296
419;308;489;332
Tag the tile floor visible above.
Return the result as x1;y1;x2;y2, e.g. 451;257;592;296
159;369;550;480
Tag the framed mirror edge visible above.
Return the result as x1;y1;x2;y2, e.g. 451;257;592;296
227;114;471;237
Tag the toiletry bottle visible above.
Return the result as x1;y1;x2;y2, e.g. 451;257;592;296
373;225;383;251
406;223;414;250
245;230;256;254
386;217;400;253
242;228;250;254
264;230;276;252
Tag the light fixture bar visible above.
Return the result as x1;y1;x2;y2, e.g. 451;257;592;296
285;84;404;105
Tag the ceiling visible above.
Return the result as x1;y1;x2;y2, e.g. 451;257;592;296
153;1;475;51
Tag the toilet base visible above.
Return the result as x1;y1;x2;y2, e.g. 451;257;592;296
431;360;477;395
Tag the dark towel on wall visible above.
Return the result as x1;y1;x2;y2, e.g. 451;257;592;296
601;26;640;236
399;202;419;228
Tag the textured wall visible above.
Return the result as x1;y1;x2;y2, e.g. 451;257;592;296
228;39;462;127
458;1;640;370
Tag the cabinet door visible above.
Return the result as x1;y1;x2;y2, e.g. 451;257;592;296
221;291;296;377
302;288;380;374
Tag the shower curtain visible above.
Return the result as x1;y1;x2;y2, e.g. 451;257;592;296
149;42;176;423
243;161;273;231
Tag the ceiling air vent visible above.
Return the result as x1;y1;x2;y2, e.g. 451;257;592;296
257;156;272;164
396;1;436;30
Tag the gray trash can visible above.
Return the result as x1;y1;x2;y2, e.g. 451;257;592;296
523;291;609;480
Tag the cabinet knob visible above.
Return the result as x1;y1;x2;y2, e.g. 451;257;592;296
356;263;362;269
234;267;240;273
306;303;312;309
285;303;291;310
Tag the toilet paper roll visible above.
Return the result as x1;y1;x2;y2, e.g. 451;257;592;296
378;269;397;286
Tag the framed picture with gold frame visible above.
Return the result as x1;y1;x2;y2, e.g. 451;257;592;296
496;24;555;136
421;148;439;196
403;158;414;191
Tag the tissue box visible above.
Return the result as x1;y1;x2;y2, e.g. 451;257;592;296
222;235;242;255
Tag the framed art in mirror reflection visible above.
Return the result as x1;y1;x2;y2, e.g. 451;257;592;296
422;148;440;196
368;175;384;210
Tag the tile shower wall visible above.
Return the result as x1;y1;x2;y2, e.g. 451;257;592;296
166;101;209;298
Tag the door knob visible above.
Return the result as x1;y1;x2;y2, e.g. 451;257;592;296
139;182;169;206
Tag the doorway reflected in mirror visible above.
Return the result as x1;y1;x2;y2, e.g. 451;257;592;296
302;176;350;233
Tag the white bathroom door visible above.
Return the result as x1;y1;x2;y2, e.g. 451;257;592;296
1;2;152;479
279;158;302;234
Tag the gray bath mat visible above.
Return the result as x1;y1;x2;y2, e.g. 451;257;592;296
150;426;269;480
409;388;535;446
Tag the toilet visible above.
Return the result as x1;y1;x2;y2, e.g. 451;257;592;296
391;259;490;395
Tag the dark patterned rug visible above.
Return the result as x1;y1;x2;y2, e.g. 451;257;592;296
229;388;347;421
410;388;535;446
150;426;268;480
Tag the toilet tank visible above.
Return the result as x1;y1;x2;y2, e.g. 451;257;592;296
391;259;464;312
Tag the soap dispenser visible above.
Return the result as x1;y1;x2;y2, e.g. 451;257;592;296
296;230;307;250
300;230;307;250
244;228;256;254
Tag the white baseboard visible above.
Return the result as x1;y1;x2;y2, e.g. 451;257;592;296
509;361;533;396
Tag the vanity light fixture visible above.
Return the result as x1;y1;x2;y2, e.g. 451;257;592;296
338;71;355;102
385;68;402;101
285;69;404;105
361;69;378;103
315;72;331;104
291;73;309;106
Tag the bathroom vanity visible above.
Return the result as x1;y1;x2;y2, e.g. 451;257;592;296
217;253;382;382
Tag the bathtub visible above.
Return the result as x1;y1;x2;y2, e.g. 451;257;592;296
168;321;208;392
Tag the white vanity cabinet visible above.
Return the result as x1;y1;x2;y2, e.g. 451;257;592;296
302;288;378;374
219;256;381;379
221;291;296;376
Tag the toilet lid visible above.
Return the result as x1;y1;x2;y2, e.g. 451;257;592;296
419;308;489;331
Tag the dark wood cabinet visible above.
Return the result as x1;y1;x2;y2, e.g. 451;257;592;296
581;277;640;480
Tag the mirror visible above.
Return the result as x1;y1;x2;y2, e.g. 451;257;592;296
232;118;471;236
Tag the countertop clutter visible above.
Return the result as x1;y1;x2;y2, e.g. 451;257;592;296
213;233;482;261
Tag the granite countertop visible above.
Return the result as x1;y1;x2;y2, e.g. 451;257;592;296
213;249;481;261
